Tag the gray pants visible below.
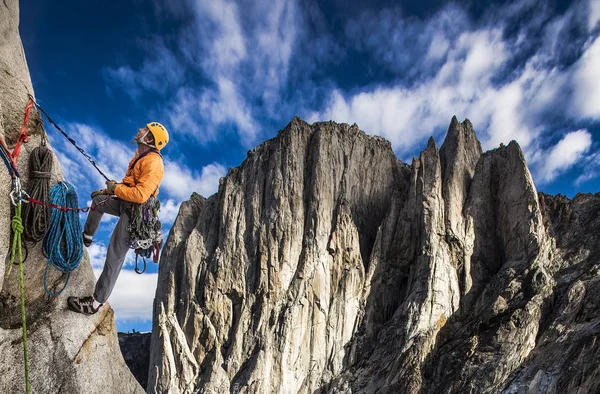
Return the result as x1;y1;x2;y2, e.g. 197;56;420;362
84;195;133;303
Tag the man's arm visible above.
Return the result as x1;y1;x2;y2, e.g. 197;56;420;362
113;158;164;204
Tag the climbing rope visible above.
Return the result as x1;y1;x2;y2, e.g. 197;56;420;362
3;186;31;393
0;100;34;392
25;195;110;213
0;141;19;178
30;96;110;181
42;182;83;296
22;127;52;243
11;99;33;163
13;202;30;394
0;98;33;174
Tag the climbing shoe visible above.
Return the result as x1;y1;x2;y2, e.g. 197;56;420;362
67;296;102;315
82;233;93;247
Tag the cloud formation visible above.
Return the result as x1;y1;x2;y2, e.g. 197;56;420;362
538;129;592;183
162;160;226;200
159;198;181;225
310;0;600;185
94;268;158;322
104;0;599;188
571;36;600;119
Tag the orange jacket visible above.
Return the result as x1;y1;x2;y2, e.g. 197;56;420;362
114;150;164;204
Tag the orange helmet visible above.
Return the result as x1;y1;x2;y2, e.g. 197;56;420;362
146;122;169;150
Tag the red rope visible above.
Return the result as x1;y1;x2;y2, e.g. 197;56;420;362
12;99;34;166
0;98;34;173
26;196;110;213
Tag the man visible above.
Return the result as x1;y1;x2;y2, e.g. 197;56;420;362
67;122;169;314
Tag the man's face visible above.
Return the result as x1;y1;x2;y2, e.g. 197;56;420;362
135;127;148;142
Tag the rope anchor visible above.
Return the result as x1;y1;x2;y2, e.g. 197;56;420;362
9;179;30;206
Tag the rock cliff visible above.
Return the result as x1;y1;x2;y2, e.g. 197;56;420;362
120;331;152;389
149;114;599;394
0;1;143;393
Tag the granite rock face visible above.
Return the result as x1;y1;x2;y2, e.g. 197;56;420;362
148;110;599;394
0;1;143;393
120;331;153;389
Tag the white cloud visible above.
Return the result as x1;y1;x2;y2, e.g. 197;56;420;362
426;34;450;60
309;28;516;154
575;169;598;187
344;4;469;77
248;0;298;109
94;268;158;322
159;198;181;225
161;160;226;200
166;88;207;141
589;0;600;30
170;0;299;144
538;129;592;183
189;0;247;74
458;30;507;84
52;123;134;190
96;0;598;192
193;77;259;145
571;36;600;119
87;242;108;270
310;0;599;193
106;0;305;146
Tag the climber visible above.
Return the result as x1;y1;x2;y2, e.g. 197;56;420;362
66;122;169;314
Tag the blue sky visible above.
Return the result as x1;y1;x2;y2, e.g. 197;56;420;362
20;0;600;332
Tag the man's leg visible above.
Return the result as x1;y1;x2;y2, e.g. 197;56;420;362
93;205;132;303
83;195;122;237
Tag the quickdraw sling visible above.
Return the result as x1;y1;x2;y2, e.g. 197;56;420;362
126;196;162;274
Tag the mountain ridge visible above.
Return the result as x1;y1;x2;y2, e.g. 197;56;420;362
148;114;600;393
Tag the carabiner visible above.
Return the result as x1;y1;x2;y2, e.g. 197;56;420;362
9;190;17;206
20;189;30;203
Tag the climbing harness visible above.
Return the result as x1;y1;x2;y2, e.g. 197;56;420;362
42;182;84;296
30;96;110;181
126;196;163;274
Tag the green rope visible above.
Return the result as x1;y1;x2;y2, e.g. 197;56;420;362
6;203;30;393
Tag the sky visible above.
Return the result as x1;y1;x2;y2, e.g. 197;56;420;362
19;0;600;332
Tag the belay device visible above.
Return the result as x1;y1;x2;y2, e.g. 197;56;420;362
126;196;163;274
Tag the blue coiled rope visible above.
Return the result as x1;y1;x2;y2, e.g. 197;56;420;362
42;182;83;296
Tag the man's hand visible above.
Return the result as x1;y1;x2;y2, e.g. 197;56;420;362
106;180;118;195
90;189;108;198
